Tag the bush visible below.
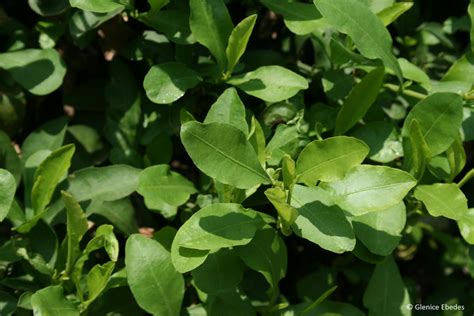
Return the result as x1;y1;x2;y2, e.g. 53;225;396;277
0;0;474;315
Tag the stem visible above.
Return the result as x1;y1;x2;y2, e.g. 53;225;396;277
384;83;427;100
457;169;474;188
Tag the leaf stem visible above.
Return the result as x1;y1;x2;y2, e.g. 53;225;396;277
384;83;427;99
457;169;474;188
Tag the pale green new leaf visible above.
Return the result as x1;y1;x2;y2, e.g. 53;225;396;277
296;136;369;184
321;165;416;216
227;66;308;102
204;88;249;136
402;93;463;156
314;0;402;80
31;285;79;316
126;234;184;316
291;185;356;254
32;144;75;215
144;62;201;104
0;49;67;95
137;165;197;218
442;52;474;84
377;2;413;26
189;0;233;70
403;119;431;180
69;0;125;13
334;67;385;135
458;209;474;245
85;261;115;305
0;169;15;222
237;228;287;290
265;187;298;232
62;191;89;275
226;15;257;74
181;121;270;189
172;203;268;250
351;202;406;256
414;184;468;220
363;256;411;316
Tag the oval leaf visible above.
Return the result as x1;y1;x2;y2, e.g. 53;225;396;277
226;14;257;74
414;183;468;220
181;121;270;189
0;169;16;222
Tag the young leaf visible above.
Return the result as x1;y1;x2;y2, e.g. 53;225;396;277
137;165;197;218
62;191;89;275
191;249;244;295
0;169;15;222
414;183;468;220
84;262;115;306
334;67;385;135
321;165;416;216
377;2;414;26
249;116;266;168
265;187;298;233
403;119;431;180
189;0;233;70
458;208;474;244
180;121;270;189
69;0;125;13
314;0;402;80
204;87;249;136
32;144;75;215
227;66;308;102
126;234;184;316
363;256;411;316
31;285;79;316
402;93;463;156
226;14;257;75
172;203;268;250
143;62;201;104
291;185;356;253
0;49;67;95
296;136;369;184
351;202;406;256
282;154;296;191
237;228;287;292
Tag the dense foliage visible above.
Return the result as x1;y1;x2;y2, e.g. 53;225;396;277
0;0;474;315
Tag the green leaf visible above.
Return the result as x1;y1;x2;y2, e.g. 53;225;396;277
282;154;296;191
84;262;115;306
189;0;234;70
442;52;474;84
22;117;68;160
414;183;468;220
249;116;266;168
291;185;356;253
265;187;298;233
351;202;406;256
137;165;197;218
204;88;249;136
458;209;474;245
172;203;268;250
66;165;141;202
126;234;184;316
0;131;21;185
377;2;413;26
237;228;287;291
227;66;308;102
321;165;416;216
62;191;89;275
144;62;201;104
0;290;16;315
402;93;464;156
470;1;474;52
363;256;411;316
260;0;323;35
32;144;75;215
403;119;431;180
69;0;125;13
334;67;385;135
31;285;79;316
265;125;303;166
87;199;138;235
171;244;210;274
192;249;244;294
296;136;369;184
142;9;195;45
352;121;403;163
0;49;67;95
28;0;69;16
226;14;257;74
180;121;270;189
314;0;402;80
69;8;122;47
0;169;15;222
